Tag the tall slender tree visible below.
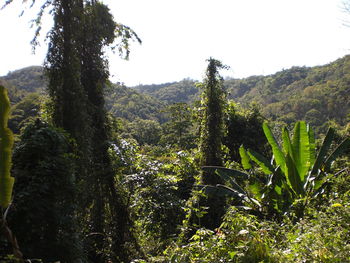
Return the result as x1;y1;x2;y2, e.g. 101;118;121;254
181;58;228;237
45;1;141;262
197;58;228;229
46;0;91;179
199;58;227;171
78;3;141;262
5;1;141;262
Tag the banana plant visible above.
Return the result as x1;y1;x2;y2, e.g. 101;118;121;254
0;85;14;208
202;121;350;219
256;122;349;197
0;85;23;261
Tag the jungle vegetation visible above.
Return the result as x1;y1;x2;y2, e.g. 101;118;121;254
0;1;349;262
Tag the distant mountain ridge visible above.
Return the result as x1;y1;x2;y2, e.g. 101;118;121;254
1;54;350;131
130;55;350;131
131;78;199;104
0;67;166;122
3;66;46;94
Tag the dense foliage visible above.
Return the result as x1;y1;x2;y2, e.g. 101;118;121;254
164;169;350;263
3;55;350;137
9;121;82;262
2;67;46;95
0;6;349;261
225;56;350;134
105;83;166;122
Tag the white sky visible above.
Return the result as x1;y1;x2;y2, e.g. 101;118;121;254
1;0;350;86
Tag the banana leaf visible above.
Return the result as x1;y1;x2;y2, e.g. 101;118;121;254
285;153;304;196
247;149;274;175
310;127;334;175
239;145;252;170
323;138;350;172
308;125;316;168
202;166;249;180
0;86;15;208
263;122;286;174
291;121;311;183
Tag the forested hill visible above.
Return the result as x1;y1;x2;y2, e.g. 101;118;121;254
132;55;350;130
3;66;46;94
2;54;350;129
226;55;350;130
132;78;198;103
104;83;166;122
0;67;166;122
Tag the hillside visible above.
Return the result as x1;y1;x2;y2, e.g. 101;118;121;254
0;67;165;123
2;55;350;132
132;78;199;104
3;66;46;94
132;55;350;131
226;56;350;131
105;83;166;122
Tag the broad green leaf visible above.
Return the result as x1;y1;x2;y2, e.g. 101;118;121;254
196;184;228;198
312;173;329;192
274;185;282;195
263;122;286;173
248;197;262;208
215;184;247;199
291;121;310;183
285;153;304;196
239;145;252;170
267;167;284;189
282;127;293;156
247;149;274;175
324;138;350;171
308;125;316;167
216;184;261;208
0;86;15;208
247;182;263;200
311;127;334;175
202;166;248;195
202;166;249;180
217;173;246;195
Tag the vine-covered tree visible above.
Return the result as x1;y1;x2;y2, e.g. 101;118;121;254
77;2;141;262
10;120;82;263
198;58;228;229
45;1;141;262
4;0;141;262
199;58;227;169
182;58;228;235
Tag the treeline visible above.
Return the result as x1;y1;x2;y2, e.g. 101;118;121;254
3;55;350;136
226;56;350;134
132;55;350;134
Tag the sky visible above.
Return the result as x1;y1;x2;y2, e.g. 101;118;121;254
1;0;350;86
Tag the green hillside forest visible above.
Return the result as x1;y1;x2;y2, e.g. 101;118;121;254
0;1;349;263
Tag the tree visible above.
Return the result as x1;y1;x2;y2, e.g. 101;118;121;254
182;58;228;234
10;120;83;262
223;101;268;162
5;1;142;262
128;118;162;145
8;93;42;134
77;3;141;261
199;58;228;170
0;85;23;262
160;102;195;149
